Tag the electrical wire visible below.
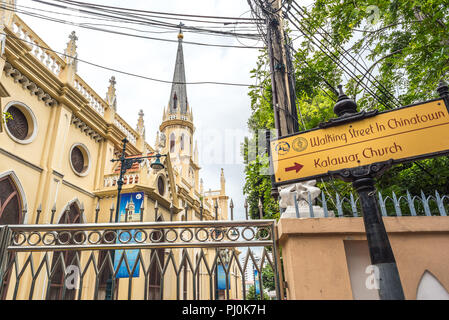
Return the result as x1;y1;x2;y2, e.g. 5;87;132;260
50;0;264;21
290;1;403;109
3;32;262;88
2;4;264;49
13;2;263;39
284;7;395;109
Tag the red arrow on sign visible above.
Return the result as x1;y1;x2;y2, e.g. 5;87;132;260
285;162;304;173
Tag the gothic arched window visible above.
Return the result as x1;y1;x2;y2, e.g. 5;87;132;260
170;133;175;153
0;175;22;224
180;134;185;151
0;174;23;299
48;202;82;300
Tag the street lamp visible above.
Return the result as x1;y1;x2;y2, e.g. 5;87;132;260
110;138;167;222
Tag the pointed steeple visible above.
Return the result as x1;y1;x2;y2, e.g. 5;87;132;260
168;23;188;114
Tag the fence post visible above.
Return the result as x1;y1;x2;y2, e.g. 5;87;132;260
0;226;12;293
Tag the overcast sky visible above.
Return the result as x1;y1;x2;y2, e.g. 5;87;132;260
15;0;265;219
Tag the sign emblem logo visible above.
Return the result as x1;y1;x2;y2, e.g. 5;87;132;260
292;137;308;152
275;142;290;155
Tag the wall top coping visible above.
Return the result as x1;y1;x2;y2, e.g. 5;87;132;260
277;216;449;242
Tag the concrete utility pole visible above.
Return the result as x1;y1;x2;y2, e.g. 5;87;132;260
264;0;299;137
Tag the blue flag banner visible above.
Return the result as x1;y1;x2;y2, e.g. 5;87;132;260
217;264;230;290
114;192;143;278
254;269;260;295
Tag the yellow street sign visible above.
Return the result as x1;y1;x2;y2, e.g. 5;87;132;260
270;99;449;185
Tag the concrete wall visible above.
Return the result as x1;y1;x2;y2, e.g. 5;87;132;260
277;216;449;300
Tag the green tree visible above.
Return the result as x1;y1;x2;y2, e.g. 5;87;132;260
244;0;449;217
245;284;269;300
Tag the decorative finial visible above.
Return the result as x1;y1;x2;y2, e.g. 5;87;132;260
69;31;78;42
64;31;78;71
178;22;184;40
106;76;117;110
333;84;358;117
136;109;145;137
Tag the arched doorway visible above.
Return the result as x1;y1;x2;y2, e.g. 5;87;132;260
0;173;24;299
47;201;82;300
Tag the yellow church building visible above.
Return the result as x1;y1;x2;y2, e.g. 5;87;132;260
0;2;243;300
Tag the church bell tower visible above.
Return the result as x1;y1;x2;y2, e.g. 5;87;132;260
159;27;199;191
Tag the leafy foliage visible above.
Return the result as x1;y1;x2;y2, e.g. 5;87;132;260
243;1;449;218
245;284;270;300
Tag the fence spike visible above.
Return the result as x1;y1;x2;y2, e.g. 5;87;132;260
140;200;145;222
50;203;56;224
435;190;447;216
95;201;100;224
294;194;299;218
35;203;42;224
336;193;344;218
170;201;174;222
214;199;219;220
350;192;357;217
392;191;402;217
421;190;431;216
229;199;234;221
378;192;387;217
308;191;314;218
406;190;416;216
109;202;115;223
321;191;329;218
244;198;249;220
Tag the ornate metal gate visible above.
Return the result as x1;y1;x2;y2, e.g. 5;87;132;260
0;220;282;300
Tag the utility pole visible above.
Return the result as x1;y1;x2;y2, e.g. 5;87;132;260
263;0;299;137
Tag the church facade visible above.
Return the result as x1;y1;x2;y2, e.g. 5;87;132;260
0;3;240;300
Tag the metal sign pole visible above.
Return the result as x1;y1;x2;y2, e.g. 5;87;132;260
329;87;405;299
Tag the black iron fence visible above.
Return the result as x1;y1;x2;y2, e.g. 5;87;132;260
0;220;281;300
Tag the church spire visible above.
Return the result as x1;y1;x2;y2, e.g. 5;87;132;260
168;23;188;114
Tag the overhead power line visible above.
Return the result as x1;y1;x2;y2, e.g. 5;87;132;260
3;32;261;88
289;1;402;109
284;6;395;109
1;4;264;49
49;0;264;21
